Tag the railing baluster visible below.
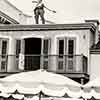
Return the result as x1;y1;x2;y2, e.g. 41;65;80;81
0;54;88;74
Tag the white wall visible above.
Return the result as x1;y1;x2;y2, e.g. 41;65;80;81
90;54;100;80
0;29;91;57
0;28;93;73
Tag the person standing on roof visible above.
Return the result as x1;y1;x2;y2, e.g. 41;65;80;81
32;0;56;24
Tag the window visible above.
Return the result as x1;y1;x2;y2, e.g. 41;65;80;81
41;38;51;69
1;61;6;71
0;39;8;72
43;39;49;55
57;37;76;72
58;40;64;58
16;40;21;57
68;40;74;55
2;40;7;55
57;38;65;71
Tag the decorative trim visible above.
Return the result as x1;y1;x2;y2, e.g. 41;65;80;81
0;23;96;31
0;71;89;79
57;72;89;79
90;49;100;54
85;20;99;25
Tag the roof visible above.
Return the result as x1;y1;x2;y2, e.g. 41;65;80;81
91;41;100;49
90;41;100;54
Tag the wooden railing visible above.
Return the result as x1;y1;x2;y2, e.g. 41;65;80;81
0;54;88;74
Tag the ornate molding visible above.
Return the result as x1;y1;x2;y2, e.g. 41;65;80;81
0;23;96;32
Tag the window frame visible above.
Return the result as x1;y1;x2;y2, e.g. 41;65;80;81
41;38;51;69
0;38;8;72
57;37;76;72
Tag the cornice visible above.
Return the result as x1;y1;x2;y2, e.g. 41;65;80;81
0;10;19;24
0;23;96;32
90;49;100;54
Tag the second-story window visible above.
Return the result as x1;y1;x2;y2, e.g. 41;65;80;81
16;40;21;58
2;40;7;55
43;39;49;55
57;37;76;72
41;38;51;70
67;39;75;71
68;40;74;55
59;39;64;58
57;38;65;71
0;39;8;72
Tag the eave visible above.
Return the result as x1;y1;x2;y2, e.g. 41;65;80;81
0;23;96;32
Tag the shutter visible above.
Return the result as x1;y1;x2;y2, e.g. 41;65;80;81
16;40;21;57
0;39;8;72
41;38;51;69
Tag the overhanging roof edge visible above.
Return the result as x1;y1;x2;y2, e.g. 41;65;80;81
0;23;96;31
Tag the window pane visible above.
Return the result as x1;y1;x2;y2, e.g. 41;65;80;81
1;61;6;71
59;40;64;55
16;40;21;57
43;40;48;55
2;41;7;55
43;61;48;69
68;40;74;55
58;61;63;70
68;59;73;70
67;39;75;71
42;39;50;70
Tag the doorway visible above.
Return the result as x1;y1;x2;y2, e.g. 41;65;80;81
24;38;41;71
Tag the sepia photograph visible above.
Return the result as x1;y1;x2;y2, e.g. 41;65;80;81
0;0;100;100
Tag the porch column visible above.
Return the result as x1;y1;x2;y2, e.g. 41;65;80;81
18;39;25;71
49;37;57;72
7;38;17;72
21;39;25;54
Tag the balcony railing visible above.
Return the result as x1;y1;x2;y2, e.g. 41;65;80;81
40;54;88;73
0;54;88;74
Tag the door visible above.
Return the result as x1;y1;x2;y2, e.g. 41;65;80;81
25;38;41;71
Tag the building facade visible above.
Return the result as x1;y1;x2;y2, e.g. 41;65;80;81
0;0;100;85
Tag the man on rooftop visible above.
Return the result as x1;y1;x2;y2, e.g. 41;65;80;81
32;0;56;24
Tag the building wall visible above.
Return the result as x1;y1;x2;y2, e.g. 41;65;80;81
0;29;92;73
90;54;100;80
0;29;91;57
0;30;92;54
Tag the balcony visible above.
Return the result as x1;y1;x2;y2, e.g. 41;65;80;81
0;54;89;82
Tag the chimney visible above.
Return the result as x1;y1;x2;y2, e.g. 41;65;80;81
85;20;99;44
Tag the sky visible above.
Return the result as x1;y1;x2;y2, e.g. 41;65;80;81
8;0;100;24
